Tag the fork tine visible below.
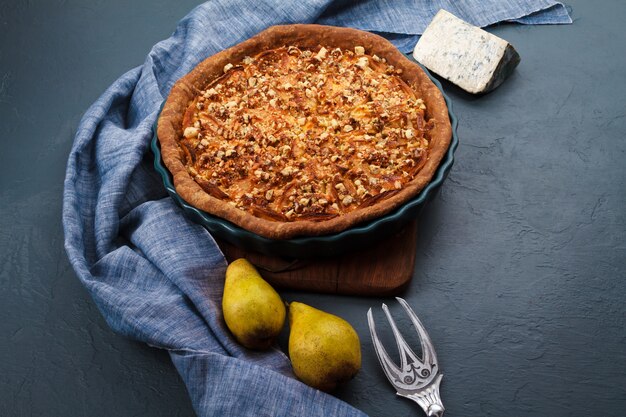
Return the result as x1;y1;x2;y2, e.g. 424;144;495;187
396;297;437;368
381;303;422;371
367;308;402;382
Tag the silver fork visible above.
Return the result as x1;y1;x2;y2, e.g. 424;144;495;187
367;297;445;417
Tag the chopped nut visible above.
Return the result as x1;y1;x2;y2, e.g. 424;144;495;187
354;46;365;55
330;154;339;162
242;56;253;65
285;209;295;218
297;117;307;126
299;198;310;206
372;54;382;62
404;129;414;139
315;47;328;60
342;195;354;205
394;180;402;189
183;127;199;138
265;190;274;200
354;179;362;186
225;100;238;108
248;77;257;87
269;98;277;107
343;125;353;133
355;57;369;69
335;183;346;192
200;139;209;147
223;63;233;73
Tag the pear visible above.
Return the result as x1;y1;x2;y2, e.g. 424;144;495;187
222;258;285;350
288;302;361;391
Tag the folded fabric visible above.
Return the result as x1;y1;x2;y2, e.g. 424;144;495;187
63;1;570;415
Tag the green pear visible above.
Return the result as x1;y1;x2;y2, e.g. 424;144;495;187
222;258;285;350
288;302;361;391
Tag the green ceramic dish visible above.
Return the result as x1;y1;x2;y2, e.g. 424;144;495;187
151;64;459;258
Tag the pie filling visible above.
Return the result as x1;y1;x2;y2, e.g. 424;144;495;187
179;45;434;222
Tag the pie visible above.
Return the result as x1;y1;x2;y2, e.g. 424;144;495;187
158;24;452;239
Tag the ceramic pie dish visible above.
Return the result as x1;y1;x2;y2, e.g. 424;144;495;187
157;24;452;240
153;24;458;258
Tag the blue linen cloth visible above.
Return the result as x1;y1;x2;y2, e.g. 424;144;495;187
63;1;570;415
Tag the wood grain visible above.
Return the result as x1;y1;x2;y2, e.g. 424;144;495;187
217;221;417;296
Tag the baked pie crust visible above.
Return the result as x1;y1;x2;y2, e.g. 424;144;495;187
158;24;452;239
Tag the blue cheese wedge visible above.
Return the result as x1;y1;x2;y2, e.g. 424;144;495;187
413;9;520;94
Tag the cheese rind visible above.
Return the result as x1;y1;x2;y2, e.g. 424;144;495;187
413;9;520;94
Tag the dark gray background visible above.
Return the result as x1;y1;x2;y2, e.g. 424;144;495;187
1;1;624;416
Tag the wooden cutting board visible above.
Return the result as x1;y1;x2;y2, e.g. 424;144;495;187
217;221;417;296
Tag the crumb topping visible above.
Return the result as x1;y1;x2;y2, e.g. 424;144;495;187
179;45;434;222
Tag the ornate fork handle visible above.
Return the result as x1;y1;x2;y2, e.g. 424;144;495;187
368;297;445;417
399;374;444;417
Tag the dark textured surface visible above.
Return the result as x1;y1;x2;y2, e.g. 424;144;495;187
1;1;624;416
